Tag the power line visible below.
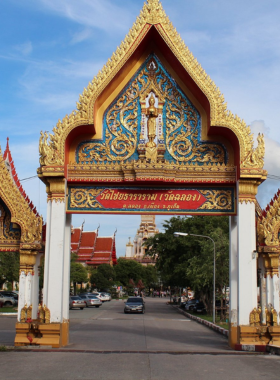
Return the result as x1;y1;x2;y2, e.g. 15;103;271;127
20;175;38;182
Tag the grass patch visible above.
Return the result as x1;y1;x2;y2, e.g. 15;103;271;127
0;307;17;313
187;311;229;330
0;346;7;351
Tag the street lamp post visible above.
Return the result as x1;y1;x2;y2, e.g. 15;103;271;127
174;232;216;324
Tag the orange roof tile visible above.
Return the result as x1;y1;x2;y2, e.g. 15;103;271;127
94;237;113;252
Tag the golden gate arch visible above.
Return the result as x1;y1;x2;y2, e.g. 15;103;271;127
36;0;267;348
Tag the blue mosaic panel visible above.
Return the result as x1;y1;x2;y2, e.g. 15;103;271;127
76;54;227;165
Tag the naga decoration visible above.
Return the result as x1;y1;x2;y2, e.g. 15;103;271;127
77;55;226;165
257;189;280;247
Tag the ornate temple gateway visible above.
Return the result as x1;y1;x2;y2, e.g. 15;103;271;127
0;139;43;345
31;0;274;348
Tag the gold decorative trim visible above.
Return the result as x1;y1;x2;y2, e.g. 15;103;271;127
0;149;42;249
262;253;279;278
68;162;236;184
257;190;280;248
38;0;265;173
238;180;261;204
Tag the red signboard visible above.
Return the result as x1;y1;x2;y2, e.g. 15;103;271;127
96;188;206;211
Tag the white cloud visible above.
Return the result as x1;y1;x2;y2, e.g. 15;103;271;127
70;28;92;45
39;0;135;34
14;41;33;56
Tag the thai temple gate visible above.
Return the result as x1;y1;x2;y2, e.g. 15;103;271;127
2;0;277;348
36;0;268;348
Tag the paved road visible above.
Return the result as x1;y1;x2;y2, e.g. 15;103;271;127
1;298;280;380
68;297;230;352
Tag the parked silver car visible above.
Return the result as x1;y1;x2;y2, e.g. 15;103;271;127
79;294;102;308
0;293;17;306
69;296;86;310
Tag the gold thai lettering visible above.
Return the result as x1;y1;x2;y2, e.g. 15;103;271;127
151;194;157;200
123;194;128;200
118;193;124;200
175;194;181;201
181;194;186;201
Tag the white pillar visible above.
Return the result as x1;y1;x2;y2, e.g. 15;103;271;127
237;201;257;325
43;199;52;304
273;275;280;324
17;271;26;321
43;196;67;323
31;253;42;319
229;216;238;326
62;213;72;321
266;275;273;306
25;272;32;307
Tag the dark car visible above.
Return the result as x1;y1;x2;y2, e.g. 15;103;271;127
124;297;145;314
193;302;206;314
184;299;199;311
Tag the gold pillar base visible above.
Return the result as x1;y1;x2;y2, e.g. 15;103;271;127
229;324;238;349
268;326;280;346
239;325;270;345
14;321;69;348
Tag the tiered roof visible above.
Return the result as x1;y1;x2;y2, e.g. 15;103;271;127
71;225;117;266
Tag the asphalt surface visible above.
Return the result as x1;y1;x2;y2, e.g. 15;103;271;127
0;298;280;380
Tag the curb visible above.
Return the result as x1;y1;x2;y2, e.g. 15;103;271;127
234;344;267;352
172;304;228;338
172;305;280;355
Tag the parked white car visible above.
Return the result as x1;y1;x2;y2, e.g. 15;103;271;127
101;293;111;301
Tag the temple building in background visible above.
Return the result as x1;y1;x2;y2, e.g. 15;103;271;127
124;215;158;266
71;225;117;267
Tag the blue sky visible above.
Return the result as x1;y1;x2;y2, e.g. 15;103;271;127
1;0;280;256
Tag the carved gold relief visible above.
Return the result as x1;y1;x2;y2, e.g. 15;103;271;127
77;55;226;166
44;305;51;324
26;305;33;320
249;307;261;326
20;304;28;323
69;188;103;209
38;0;264;174
199;190;232;210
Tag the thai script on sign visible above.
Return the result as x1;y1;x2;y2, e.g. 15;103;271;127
98;189;202;202
95;189;206;211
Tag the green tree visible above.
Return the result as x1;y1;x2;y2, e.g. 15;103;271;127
0;251;19;288
90;264;115;291
115;258;144;287
142;265;158;295
144;216;229;313
70;254;88;295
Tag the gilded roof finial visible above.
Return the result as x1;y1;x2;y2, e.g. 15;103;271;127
144;0;165;25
